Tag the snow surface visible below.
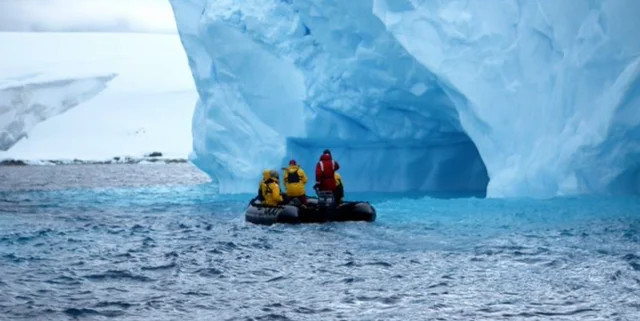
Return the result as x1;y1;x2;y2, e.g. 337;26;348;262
0;32;198;162
170;0;640;197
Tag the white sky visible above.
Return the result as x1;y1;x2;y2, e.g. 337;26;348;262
0;0;177;33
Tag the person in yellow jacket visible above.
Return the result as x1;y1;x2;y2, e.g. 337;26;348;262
257;169;270;201
335;172;344;204
283;159;308;204
261;170;284;206
249;169;271;205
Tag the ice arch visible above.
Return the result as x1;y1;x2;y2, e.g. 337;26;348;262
170;0;639;198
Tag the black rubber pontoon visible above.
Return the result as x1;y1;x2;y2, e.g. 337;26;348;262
245;193;376;226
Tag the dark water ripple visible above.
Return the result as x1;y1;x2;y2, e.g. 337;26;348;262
0;164;640;320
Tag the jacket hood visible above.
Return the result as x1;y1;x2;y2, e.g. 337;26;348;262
262;170;270;180
320;153;332;161
287;165;299;172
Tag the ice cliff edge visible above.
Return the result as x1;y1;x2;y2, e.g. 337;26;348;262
170;0;640;198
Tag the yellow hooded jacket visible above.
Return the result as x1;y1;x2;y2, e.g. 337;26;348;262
256;169;270;200
262;177;283;206
283;165;307;197
335;172;343;186
335;172;344;203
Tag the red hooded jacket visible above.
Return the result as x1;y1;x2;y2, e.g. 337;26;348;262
315;152;340;191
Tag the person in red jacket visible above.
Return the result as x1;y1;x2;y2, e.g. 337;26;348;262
315;149;340;193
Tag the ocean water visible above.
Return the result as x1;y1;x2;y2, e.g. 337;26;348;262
1;163;639;320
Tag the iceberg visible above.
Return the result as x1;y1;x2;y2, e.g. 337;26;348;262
0;73;115;151
170;0;640;197
0;32;197;162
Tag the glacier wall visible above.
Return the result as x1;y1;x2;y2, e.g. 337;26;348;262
170;0;640;197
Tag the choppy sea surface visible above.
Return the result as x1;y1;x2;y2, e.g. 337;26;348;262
1;163;639;321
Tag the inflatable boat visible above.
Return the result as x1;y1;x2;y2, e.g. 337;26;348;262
245;193;376;226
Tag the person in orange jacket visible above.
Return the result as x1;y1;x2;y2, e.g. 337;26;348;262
315;149;340;193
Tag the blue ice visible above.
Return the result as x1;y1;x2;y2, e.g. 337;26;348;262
169;0;640;198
